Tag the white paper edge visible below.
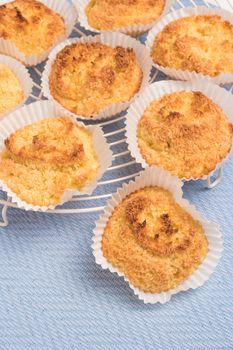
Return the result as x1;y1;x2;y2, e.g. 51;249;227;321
0;0;78;66
92;166;223;304
146;6;233;84
0;100;113;211
41;32;153;120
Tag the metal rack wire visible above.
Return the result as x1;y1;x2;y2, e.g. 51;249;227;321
0;0;232;226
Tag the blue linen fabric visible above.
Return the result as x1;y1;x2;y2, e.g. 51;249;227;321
0;0;233;349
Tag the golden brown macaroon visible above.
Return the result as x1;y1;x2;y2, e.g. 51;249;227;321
151;15;233;77
0;0;65;56
85;0;165;30
49;42;143;117
0;117;100;206
102;186;208;293
5;116;86;164
0;62;23;115
137;91;233;179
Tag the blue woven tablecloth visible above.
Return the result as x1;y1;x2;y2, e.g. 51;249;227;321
0;0;233;349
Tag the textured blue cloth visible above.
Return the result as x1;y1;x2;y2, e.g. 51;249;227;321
0;0;233;349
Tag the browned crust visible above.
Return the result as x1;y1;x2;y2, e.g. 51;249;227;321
49;42;143;118
137;91;233;179
85;0;165;30
0;0;65;55
0;117;100;206
5;117;86;165
102;187;208;293
151;15;233;76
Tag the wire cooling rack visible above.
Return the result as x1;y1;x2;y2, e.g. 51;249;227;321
0;0;232;226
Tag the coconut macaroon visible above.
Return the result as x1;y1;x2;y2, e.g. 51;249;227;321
137;91;233;179
5;116;86;164
49;42;143;118
0;0;65;56
0;62;23;115
151;15;233;77
0;117;100;206
85;0;165;31
102;186;208;293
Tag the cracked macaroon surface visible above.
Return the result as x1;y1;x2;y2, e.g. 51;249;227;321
49;42;143;118
0;0;65;56
0;63;23;115
102;187;208;293
0;117;100;206
137;91;233;179
85;0;165;30
151;15;233;77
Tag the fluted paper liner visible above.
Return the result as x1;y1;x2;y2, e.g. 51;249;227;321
41;32;153;120
0;54;33;120
0;0;78;66
125;79;233;182
0;100;112;212
92;166;223;304
146;6;233;85
75;0;174;36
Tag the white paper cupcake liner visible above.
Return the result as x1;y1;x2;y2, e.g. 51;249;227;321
146;6;233;85
125;78;233;182
0;54;33;120
0;100;113;212
41;32;153;120
0;0;78;66
75;0;174;36
92;166;223;304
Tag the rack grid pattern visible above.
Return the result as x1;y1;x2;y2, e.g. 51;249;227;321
0;0;233;226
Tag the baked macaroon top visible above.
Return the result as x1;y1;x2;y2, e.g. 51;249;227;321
0;0;65;56
85;0;165;30
0;62;23;114
49;42;143;118
137;91;233;179
151;15;233;77
102;186;208;293
5;116;86;164
0;116;100;206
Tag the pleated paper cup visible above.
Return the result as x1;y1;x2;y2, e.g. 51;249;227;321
146;6;233;85
125;79;233;182
0;100;113;212
0;0;78;66
41;32;153;121
75;0;174;37
0;54;33;120
93;166;222;304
